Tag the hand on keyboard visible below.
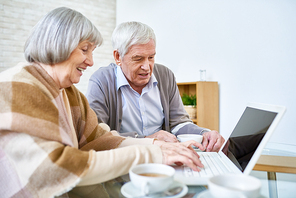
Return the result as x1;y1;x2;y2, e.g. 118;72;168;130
179;140;205;152
184;152;231;177
154;140;204;172
202;130;225;152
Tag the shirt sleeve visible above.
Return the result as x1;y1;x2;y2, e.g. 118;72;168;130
173;122;211;136
77;144;162;186
154;64;194;131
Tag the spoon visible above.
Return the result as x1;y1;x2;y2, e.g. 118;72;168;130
136;186;183;198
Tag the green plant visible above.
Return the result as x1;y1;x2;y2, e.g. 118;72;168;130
181;93;196;107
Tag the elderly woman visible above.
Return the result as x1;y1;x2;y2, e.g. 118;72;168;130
0;7;203;197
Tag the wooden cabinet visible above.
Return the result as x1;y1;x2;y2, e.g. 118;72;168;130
177;81;219;131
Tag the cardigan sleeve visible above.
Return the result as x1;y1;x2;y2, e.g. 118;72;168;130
86;63;121;132
78;131;161;186
85;70;111;125
154;63;207;135
77;144;162;186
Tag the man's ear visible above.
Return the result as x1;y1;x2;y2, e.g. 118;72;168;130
113;50;122;66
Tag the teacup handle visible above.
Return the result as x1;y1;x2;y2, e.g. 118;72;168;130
141;181;150;195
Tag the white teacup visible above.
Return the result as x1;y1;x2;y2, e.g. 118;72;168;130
208;174;262;198
129;163;175;195
177;134;203;143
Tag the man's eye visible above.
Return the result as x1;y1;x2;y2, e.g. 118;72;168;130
134;58;142;61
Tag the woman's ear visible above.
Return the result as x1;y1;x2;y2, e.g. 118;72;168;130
113;50;122;66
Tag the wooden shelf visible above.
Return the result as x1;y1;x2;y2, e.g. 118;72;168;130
177;81;219;131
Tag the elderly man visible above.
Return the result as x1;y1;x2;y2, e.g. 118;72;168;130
86;21;224;152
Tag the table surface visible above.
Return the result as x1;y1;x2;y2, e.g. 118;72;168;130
185;143;296;198
118;143;296;198
254;142;296;174
254;155;296;174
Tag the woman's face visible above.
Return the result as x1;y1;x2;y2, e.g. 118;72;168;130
49;40;96;89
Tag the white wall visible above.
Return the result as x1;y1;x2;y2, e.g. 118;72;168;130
116;0;296;147
0;0;116;94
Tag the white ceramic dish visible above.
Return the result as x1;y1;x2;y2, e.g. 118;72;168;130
208;174;261;198
177;134;203;143
197;190;266;198
129;163;175;194
121;180;188;198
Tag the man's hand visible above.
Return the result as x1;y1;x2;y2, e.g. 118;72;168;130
146;130;178;143
202;130;225;152
154;140;204;171
222;140;230;155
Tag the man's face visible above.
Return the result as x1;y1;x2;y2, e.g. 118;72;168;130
116;39;156;94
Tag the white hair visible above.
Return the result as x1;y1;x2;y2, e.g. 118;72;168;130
24;7;103;64
111;21;156;57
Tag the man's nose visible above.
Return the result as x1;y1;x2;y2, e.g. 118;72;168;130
141;59;150;70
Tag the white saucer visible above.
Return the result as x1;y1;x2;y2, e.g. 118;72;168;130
196;190;213;198
121;180;188;198
196;190;246;198
196;190;266;198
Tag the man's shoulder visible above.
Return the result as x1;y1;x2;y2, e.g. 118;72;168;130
91;63;117;79
153;63;174;77
154;63;170;71
95;63;117;73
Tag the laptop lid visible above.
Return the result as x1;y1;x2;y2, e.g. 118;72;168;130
220;102;286;174
173;103;286;185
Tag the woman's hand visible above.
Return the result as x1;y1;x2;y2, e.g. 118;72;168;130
179;140;205;151
154;140;204;171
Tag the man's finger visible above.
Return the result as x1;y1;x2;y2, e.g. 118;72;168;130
202;135;209;150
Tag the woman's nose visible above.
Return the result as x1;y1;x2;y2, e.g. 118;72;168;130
85;53;94;66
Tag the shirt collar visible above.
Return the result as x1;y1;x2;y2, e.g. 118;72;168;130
116;65;129;90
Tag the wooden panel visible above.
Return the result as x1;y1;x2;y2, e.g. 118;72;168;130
196;82;219;131
178;84;196;96
177;81;219;131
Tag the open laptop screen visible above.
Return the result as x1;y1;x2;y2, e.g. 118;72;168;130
223;107;278;171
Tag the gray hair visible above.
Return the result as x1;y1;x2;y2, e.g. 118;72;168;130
112;21;156;57
24;7;103;64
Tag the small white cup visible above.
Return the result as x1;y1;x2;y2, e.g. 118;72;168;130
200;69;206;81
208;174;262;198
129;163;175;195
177;134;203;143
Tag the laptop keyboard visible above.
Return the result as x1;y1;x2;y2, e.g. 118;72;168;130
184;152;231;177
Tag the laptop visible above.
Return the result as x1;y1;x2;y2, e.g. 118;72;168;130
174;103;286;185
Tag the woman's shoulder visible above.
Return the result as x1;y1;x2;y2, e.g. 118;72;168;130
0;62;60;99
0;62;30;79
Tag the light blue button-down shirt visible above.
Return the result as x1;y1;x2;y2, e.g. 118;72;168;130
116;66;165;136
